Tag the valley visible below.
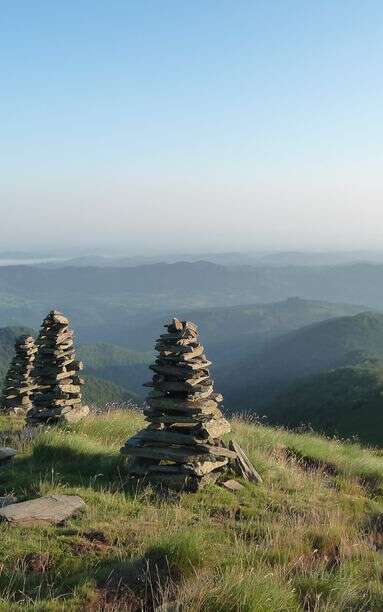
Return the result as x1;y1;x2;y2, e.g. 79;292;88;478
2;260;383;444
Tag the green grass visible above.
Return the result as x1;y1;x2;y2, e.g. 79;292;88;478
2;411;383;610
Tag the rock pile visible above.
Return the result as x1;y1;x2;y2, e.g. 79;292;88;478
0;336;36;415
27;311;89;425
121;318;235;491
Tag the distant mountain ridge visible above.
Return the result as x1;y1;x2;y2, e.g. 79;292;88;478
4;261;383;305
127;297;368;356
3;260;383;343
32;249;383;268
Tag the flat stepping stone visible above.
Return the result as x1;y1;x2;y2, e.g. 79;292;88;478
0;495;86;526
221;479;244;492
0;448;17;463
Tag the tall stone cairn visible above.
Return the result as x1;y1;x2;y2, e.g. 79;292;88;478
27;311;89;425
0;335;37;415
121;318;235;491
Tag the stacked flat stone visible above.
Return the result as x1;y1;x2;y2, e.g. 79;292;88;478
27;311;89;425
121;318;234;491
0;336;37;415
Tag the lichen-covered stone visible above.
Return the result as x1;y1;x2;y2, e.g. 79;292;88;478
0;495;86;525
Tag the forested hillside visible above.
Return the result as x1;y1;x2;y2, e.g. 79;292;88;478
2;296;383;444
82;374;138;407
268;360;383;445
78;343;152;395
124;297;366;352
221;313;383;440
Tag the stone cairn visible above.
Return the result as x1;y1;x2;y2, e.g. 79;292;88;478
0;335;37;415
27;311;89;425
121;318;237;491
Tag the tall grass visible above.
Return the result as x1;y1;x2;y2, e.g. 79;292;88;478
1;409;383;610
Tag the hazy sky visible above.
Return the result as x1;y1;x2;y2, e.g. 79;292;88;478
1;1;382;253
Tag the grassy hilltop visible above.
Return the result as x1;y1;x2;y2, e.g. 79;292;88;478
2;411;383;610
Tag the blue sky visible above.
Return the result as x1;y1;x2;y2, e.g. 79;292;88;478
1;2;382;252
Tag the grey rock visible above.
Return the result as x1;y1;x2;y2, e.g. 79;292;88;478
221;479;244;492
0;494;86;525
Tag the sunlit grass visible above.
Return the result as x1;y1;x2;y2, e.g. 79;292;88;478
1;409;383;610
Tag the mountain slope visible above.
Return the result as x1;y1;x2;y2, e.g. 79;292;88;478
82;374;139;407
221;312;383;412
268;360;383;445
2;261;383;304
78;343;152;395
78;299;366;394
127;297;367;352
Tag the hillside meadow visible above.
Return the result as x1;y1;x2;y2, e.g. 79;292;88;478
1;411;383;610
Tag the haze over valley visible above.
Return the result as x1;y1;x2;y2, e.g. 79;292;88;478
2;249;383;444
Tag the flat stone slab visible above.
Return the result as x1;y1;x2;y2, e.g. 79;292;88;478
221;479;244;492
0;447;17;463
0;495;86;526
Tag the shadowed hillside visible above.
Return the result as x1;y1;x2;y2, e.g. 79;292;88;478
221;313;383;418
268;360;383;445
78;343;152;395
125;297;367;353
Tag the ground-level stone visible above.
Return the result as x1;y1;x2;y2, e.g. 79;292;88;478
221;479;244;492
0;494;86;525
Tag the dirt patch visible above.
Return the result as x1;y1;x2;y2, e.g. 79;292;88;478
69;537;111;555
363;512;383;550
85;587;141;611
289;544;341;575
83;529;109;544
96;550;181;612
209;506;240;522
358;474;382;496
22;552;52;574
284;447;338;476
